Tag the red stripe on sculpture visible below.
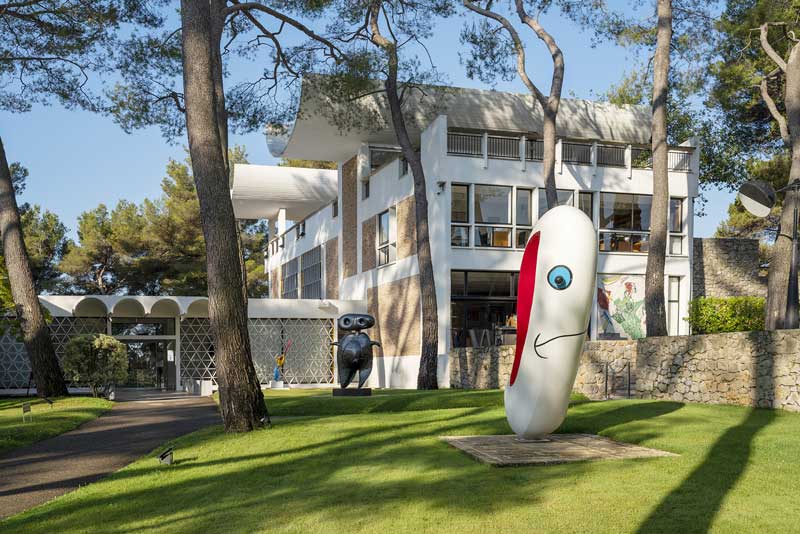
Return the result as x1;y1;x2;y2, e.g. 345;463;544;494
510;231;540;386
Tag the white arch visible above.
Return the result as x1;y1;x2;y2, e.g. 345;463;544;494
149;298;181;317
185;298;209;318
72;297;109;317
111;298;147;317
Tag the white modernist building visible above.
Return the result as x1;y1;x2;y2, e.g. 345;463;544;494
231;79;701;389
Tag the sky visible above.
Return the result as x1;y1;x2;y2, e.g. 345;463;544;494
0;8;734;241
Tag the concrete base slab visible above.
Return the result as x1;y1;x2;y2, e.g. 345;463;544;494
441;433;677;467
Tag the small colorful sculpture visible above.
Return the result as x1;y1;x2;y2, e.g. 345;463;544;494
506;205;598;439
333;314;380;389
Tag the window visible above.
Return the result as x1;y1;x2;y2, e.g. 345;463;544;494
332;198;338;218
579;191;593;220
538;188;574;218
362;179;370;200
474;185;511;224
451;226;470;247
598;193;652;254
296;221;306;239
452;184;469;223
370;147;399;171
450;271;519;348
400;156;409;177
450;185;538;249
668;276;680;335
281;258;298;299
300;246;323;299
669;197;685;255
475;226;512;248
516;188;532;248
112;318;175;336
377;207;397;266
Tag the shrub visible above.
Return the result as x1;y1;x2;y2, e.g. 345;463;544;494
687;297;765;334
62;334;128;397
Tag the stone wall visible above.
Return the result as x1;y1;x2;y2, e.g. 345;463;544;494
325;237;338;300
397;195;417;260
693;238;766;299
341;156;358;279
362;215;376;272
450;330;800;412
368;275;421;357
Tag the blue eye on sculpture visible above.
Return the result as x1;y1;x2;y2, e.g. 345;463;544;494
548;265;572;290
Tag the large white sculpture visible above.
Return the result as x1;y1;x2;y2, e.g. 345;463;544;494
505;205;598;439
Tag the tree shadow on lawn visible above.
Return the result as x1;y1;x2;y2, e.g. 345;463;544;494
0;400;692;533
635;407;777;534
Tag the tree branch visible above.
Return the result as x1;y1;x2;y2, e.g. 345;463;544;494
224;1;342;61
760;22;788;72
515;0;563;109
760;77;791;146
462;0;546;105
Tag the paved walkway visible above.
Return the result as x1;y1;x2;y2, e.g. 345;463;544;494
0;389;220;519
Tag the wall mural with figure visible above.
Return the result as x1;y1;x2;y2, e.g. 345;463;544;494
596;275;646;340
506;206;597;439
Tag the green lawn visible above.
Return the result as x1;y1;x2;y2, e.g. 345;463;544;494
2;389;798;533
0;396;113;455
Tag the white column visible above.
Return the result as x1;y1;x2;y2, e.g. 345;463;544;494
625;144;633;179
482;132;489;169
520;135;527;172
591;141;598;178
556;138;563;175
277;208;287;235
175;318;182;390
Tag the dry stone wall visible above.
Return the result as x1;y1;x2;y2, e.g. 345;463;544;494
693;238;766;299
450;330;800;412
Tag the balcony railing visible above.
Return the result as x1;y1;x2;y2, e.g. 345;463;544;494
447;132;482;157
597;145;625;167
631;147;652;169
447;131;693;172
669;150;691;172
562;142;592;164
526;139;544;161
487;135;520;160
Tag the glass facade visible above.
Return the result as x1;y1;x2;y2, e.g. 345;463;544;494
474;185;512;224
451;271;519;348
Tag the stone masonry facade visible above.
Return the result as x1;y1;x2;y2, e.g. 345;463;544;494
341;156;358;279
325;237;338;299
368;274;421;357
450;330;800;412
693;238;766;299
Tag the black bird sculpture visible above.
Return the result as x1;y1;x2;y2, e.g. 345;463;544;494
332;314;380;389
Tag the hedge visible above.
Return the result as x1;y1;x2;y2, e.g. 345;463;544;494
687;296;765;334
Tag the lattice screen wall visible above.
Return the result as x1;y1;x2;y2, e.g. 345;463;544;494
0;317;107;389
179;317;334;385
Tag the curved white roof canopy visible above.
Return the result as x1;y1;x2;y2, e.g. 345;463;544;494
231;164;337;221
269;75;667;162
39;295;211;318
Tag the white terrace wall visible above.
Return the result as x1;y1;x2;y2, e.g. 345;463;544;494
450;330;800;412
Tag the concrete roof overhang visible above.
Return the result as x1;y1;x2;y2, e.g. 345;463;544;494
268;75;681;162
230;164;338;221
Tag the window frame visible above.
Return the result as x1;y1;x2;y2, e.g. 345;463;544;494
377;207;397;267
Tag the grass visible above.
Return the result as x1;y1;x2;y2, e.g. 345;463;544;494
0;396;113;455
257;388;588;416
2;389;798;533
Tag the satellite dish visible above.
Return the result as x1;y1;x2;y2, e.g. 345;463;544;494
738;181;776;218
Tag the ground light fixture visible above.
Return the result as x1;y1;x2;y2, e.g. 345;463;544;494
158;447;174;465
738;179;800;328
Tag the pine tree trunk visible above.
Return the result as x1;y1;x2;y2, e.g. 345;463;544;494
541;109;558;210
644;0;672;338
766;42;800;329
180;0;266;430
383;69;439;389
0;137;67;397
